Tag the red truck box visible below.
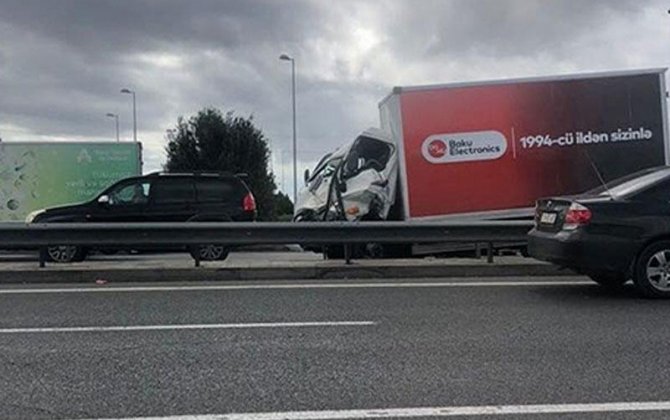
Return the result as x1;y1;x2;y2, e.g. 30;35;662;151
379;69;669;220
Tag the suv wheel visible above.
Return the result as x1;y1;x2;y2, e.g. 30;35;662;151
46;246;88;263
634;241;670;298
190;244;229;262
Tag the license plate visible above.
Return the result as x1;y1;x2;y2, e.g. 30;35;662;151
540;212;557;224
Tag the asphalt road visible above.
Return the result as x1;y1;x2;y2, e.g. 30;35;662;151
1;277;670;419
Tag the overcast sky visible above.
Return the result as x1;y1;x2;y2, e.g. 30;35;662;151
1;0;669;195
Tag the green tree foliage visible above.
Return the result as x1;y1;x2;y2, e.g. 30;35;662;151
273;191;294;220
164;108;278;220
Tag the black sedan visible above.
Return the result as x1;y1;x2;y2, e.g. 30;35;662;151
528;166;670;298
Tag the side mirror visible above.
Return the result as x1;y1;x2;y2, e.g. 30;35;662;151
304;169;310;184
98;195;110;205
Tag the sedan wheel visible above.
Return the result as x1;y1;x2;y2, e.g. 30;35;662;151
646;251;670;291
634;241;670;298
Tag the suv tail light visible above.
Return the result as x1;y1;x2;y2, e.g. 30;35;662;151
563;202;591;230
243;192;257;213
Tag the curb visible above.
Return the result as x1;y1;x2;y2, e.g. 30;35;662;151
0;263;575;284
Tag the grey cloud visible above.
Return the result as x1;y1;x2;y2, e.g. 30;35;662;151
0;0;325;141
0;0;321;56
382;0;643;60
0;0;666;192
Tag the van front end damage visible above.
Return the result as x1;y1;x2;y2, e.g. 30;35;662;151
295;128;398;223
294;129;399;255
338;168;393;221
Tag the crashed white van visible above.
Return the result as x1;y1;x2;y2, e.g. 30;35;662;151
294;69;670;258
295;128;398;223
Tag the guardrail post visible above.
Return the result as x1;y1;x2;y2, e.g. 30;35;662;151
475;243;482;259
487;242;494;264
193;249;201;268
38;247;47;268
344;244;352;265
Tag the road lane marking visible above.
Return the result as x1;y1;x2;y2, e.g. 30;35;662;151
0;321;375;334
83;401;670;419
0;280;592;294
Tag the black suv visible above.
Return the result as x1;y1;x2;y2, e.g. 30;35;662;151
28;172;257;263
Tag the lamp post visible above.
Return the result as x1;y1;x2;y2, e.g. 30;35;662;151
120;88;137;142
105;113;119;142
279;53;297;205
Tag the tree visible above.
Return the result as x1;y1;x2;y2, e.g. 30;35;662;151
164;108;277;220
273;191;294;221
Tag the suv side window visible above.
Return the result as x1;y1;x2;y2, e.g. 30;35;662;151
195;178;239;203
108;181;151;206
151;178;195;204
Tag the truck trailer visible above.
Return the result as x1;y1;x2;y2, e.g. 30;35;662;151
0;141;142;222
295;68;669;256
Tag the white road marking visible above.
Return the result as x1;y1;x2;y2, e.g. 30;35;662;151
0;321;375;334
0;280;591;294
82;401;670;419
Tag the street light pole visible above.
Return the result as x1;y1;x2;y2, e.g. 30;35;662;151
106;113;119;142
280;54;298;205
120;88;137;142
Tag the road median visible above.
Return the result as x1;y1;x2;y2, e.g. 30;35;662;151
0;253;574;284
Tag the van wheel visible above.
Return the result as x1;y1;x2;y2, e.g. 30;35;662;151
324;245;366;260
324;245;344;259
634;241;670;298
380;243;412;259
587;272;628;289
190;245;229;261
46;246;88;263
364;243;384;259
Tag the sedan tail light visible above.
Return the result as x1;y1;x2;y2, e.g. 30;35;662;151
563;202;591;230
242;192;257;213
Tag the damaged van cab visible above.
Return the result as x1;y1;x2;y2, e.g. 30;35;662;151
295;128;398;222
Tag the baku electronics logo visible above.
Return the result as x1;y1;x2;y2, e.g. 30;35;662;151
421;130;507;164
427;139;447;158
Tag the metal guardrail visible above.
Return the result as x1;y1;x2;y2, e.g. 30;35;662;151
0;221;534;266
0;221;533;247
